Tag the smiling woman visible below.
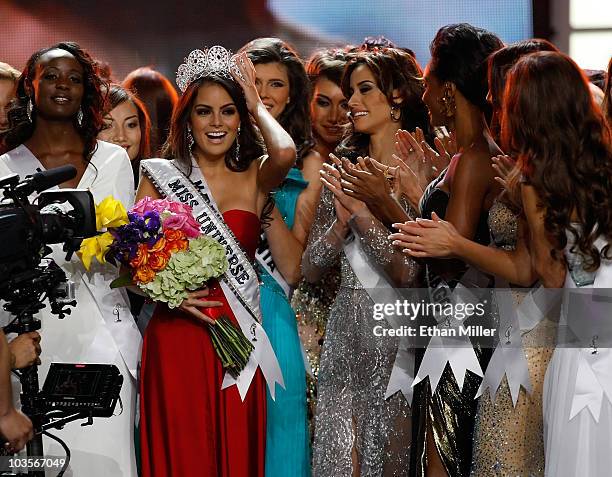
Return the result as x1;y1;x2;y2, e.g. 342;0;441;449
0;42;140;477
98;84;151;185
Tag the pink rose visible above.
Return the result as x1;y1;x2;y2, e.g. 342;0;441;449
162;213;200;238
132;197;173;215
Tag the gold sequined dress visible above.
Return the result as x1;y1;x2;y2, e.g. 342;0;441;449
304;188;421;477
470;198;556;476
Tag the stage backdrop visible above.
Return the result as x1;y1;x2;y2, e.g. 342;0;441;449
0;0;532;83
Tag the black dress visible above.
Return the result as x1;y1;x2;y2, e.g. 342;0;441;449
410;170;492;477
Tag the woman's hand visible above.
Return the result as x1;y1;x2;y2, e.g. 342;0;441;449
320;161;366;223
426;129;455;178
492;154;515;190
179;288;222;325
332;154;394;206
389;212;461;258
230;52;262;114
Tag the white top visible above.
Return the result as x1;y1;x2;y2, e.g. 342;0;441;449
0;140;140;476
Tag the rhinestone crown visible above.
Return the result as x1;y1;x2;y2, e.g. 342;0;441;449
175;46;239;93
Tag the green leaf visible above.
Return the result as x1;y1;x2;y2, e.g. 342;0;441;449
110;273;134;289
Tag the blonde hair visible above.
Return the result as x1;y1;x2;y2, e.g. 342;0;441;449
0;62;20;82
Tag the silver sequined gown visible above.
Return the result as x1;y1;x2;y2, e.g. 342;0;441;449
470;198;557;476
304;188;421;477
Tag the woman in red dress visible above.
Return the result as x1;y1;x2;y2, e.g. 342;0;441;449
136;47;296;477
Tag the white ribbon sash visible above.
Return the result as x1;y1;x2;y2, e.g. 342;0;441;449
477;284;560;406
141;159;284;400
343;232;416;404
564;255;612;421
255;233;291;298
2;146;142;380
412;268;485;394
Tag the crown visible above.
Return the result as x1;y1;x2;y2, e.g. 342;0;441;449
175;46;240;93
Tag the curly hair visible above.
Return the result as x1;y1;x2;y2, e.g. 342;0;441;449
430;23;503;114
336;47;430;161
4;42;106;162
162;73;264;176
240;37;314;166
501;51;612;270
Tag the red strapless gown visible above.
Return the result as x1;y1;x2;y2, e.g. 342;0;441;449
140;210;266;477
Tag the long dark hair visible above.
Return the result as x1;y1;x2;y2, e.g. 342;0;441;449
123;67;178;156
337;47;430;160
429;23;503;115
501;51;612;270
5;42;106;161
162;74;264;175
604;56;612;126
241;37;314;166
487;39;558;138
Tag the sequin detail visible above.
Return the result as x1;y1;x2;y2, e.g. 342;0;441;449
304;188;420;476
470;199;556;476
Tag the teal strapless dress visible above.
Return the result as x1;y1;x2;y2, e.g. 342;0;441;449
258;168;310;477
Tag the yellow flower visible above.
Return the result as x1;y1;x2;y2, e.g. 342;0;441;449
96;195;129;230
79;232;114;270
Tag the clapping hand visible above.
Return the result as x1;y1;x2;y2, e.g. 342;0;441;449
388;212;460;258
331;154;393;207
320;158;366;225
491;154;515;190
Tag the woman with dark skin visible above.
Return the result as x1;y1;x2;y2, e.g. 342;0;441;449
0;42;140;476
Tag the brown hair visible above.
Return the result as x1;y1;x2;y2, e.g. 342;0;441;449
501;51;612;270
104;84;152;184
123;67;178;156
603;56;612;126
337;47;429;160
162;74;264;175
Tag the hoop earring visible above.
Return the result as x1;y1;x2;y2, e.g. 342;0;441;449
76;107;84;127
390;105;401;122
186;124;195;150
26;98;33;122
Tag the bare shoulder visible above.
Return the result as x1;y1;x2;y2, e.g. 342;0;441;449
300;150;325;182
135;174;162;201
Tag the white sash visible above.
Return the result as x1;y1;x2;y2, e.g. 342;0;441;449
411;268;485;394
255;233;291;297
1;146;142;381
141;159;284;400
564;252;612;422
477;283;560;406
343;231;416;404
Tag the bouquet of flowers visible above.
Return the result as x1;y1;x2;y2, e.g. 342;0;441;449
79;196;254;377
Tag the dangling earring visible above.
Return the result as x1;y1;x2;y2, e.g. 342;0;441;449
234;124;241;159
186;124;195;150
390;105;401;122
26;97;33;122
441;83;456;118
76;107;84;127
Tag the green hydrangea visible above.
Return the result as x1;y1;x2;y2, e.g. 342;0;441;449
139;236;228;308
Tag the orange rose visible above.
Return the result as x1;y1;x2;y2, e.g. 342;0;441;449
148;252;170;271
133;265;156;284
149;237;167;253
164;229;186;242
129;243;149;268
164;239;189;254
